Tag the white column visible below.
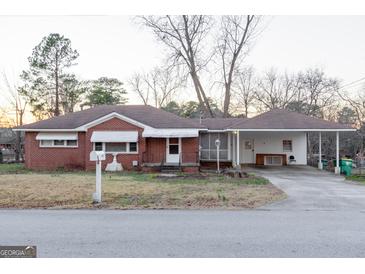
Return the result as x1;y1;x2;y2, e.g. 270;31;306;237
179;137;182;164
216;143;220;173
236;131;240;168
318;132;323;170
335;131;340;174
227;132;231;161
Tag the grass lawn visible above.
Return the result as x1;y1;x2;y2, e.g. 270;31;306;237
0;164;286;209
346;174;365;184
0;163;29;174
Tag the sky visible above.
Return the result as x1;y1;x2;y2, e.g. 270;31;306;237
0;15;364;121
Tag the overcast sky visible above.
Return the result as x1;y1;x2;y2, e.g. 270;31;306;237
1;15;364;110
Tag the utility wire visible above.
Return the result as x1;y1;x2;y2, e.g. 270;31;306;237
338;76;365;91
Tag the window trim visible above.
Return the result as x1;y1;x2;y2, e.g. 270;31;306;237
283;140;293;152
92;142;138;154
39;139;78;148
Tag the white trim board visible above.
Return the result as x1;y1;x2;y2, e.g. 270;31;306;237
76;112;152;131
142;128;200;138
228;128;356;132
13;128;81;132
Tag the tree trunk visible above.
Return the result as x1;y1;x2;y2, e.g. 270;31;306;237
223;82;231;117
54;55;60;116
15;131;21;162
196;77;214;118
190;71;214;118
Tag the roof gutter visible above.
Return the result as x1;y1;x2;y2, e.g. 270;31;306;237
227;128;357;132
12;128;86;132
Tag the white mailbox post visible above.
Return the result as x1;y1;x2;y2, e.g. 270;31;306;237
215;139;221;173
90;151;106;203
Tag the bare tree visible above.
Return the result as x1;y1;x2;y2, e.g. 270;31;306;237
294;68;340;118
129;73;149;105
217;15;261;117
139;15;214;117
129;67;185;108
1;72;28;161
338;89;365;128
253;69;298;111
232;66;257;117
1;72;27;127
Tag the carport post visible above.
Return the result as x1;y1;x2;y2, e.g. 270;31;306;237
335;131;340;174
236;131;240;168
318;132;323;170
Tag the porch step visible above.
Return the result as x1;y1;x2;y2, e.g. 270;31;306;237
160;165;182;173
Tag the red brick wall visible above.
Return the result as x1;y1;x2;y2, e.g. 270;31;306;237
143;137;199;164
200;161;232;170
144;138;166;163
24;117;200;171
181;137;199;163
24;132;86;170
84;117;145;171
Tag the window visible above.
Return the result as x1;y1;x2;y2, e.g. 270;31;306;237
54;140;65;146
66;140;77;147
283;140;293;152
129;142;137;152
106;143;127;152
169;138;179;155
169;144;179;154
199;132;229;161
40;140;53;147
96;142;138;153
94;142;103;151
40;139;78;148
245;140;252;150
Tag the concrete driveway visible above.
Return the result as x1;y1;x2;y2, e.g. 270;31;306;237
247;165;365;211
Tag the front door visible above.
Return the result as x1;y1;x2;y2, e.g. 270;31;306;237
241;139;255;164
166;138;180;164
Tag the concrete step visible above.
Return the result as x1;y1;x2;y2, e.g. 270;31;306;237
160;165;182;173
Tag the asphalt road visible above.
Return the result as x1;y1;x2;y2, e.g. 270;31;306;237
1;209;365;257
2;166;365;258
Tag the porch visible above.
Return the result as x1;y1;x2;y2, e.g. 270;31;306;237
141;137;200;172
199;130;347;174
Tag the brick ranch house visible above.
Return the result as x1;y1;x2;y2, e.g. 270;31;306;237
13;105;355;174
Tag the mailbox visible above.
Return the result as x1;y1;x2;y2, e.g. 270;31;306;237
89;151;106;203
90;151;106;161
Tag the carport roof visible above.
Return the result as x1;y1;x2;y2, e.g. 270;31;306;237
228;109;355;131
197;118;246;130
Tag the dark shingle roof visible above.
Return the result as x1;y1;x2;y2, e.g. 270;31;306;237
15;105;204;130
229;109;354;130
198;118;246;130
15;107;354;131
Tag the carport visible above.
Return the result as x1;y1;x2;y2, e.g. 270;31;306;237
226;109;356;174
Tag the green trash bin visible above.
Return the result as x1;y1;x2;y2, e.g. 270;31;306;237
340;158;353;176
321;159;328;169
